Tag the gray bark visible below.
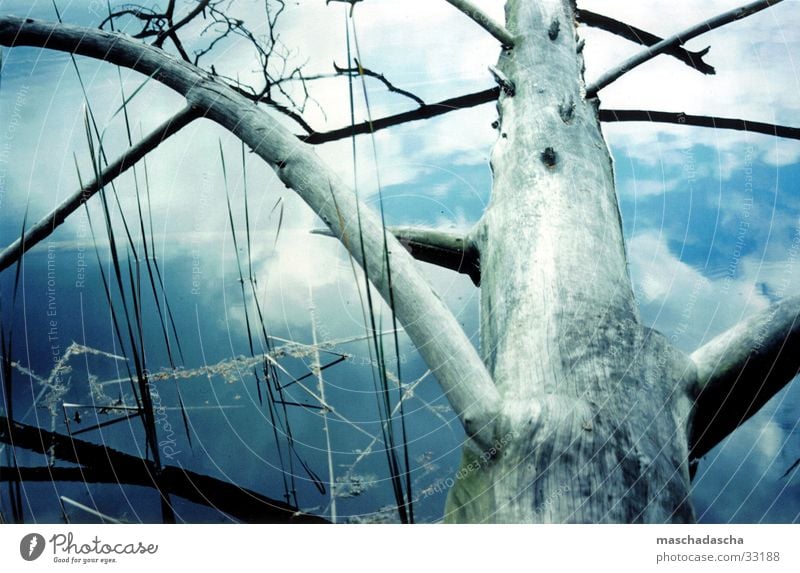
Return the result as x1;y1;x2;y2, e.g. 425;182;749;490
689;296;800;459
445;0;697;523
313;225;480;284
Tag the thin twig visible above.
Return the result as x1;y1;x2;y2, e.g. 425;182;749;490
309;287;336;523
333;370;434;499
334;60;424;106
155;0;212;47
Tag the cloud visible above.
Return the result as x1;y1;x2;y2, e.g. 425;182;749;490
628;231;771;350
692;387;800;523
762;139;800;167
618;177;683;198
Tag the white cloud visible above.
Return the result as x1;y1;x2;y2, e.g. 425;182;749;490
762;139;800;167
619;176;683;198
628;231;771;350
755;419;785;461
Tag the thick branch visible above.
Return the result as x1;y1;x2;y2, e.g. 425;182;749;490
599;109;800;141
314;226;481;285
587;0;784;97
0;417;325;523
303;87;499;145
688;295;800;459
443;0;515;47
575;9;714;75
0;16;501;446
0;106;199;274
386;227;480;285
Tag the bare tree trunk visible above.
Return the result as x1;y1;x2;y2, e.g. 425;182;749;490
445;0;697;523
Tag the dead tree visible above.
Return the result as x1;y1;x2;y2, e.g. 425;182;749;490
1;0;799;523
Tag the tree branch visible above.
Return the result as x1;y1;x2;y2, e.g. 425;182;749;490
384;226;480;285
575;9;714;75
226;81;317;134
443;0;515;47
0;417;326;523
688;295;800;460
599;109;800;141
586;0;784;97
313;226;481;285
0;106;199;274
304;92;800;146
0;16;502;446
334;60;425;107
303;87;499;145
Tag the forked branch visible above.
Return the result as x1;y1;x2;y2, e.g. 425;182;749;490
587;0;785;97
333;60;425;107
688;295;800;459
575;9;714;74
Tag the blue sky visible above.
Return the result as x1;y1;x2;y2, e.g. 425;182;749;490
1;0;799;523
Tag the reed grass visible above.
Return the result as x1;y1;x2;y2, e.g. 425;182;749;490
1;1;426;524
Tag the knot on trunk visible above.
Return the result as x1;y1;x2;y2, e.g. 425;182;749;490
541;147;557;167
548;18;560;41
488;65;515;97
559;98;575;123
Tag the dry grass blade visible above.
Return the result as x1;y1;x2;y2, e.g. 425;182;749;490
79;97;177;522
350;14;414;522
0;208;30;522
60;496;124;524
310;286;336;521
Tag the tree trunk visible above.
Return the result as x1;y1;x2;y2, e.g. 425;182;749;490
445;0;697;523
